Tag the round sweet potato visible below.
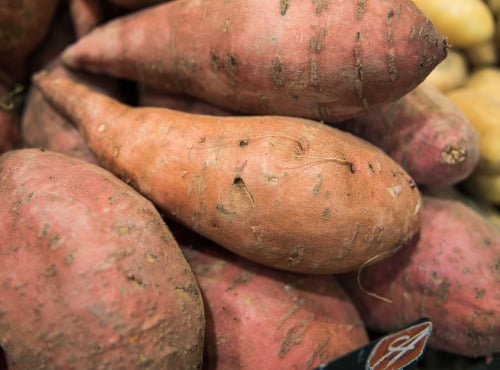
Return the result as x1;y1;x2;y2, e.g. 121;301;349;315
0;148;205;369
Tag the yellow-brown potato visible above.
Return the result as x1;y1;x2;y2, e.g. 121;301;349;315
413;0;495;47
461;170;500;204
465;38;498;67
424;50;469;93
465;67;500;95
446;88;500;175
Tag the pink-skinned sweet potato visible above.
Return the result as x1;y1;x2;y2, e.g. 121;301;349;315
107;0;169;10
333;83;480;186
22;7;132;165
138;85;233;116
20;7;96;163
32;72;423;275
69;0;103;38
0;148;205;369
338;195;500;357
61;0;447;122
173;223;369;369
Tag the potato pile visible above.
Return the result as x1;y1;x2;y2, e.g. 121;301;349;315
0;0;499;369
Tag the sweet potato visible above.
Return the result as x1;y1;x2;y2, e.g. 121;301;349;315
338;196;500;357
61;0;447;122
0;82;22;155
107;0;168;10
334;83;480;186
32;73;422;274
0;0;60;78
173;223;369;369
138;86;233;116
0;148;205;369
69;0;103;38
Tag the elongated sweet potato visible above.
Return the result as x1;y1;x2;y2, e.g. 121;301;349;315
339;196;500;357
62;0;447;122
32;73;422;274
173;223;369;369
334;83;480;186
0;148;205;369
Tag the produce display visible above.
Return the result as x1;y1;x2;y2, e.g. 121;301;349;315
0;0;499;369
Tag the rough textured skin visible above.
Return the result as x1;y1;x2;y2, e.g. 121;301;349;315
334;83;480;186
339;196;500;357
0;0;60;76
62;0;447;122
33;73;422;274
0;149;205;369
173;223;369;370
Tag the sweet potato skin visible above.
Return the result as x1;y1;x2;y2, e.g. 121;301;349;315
0;82;22;155
174;224;369;369
33;73;422;274
0;0;60;76
138;86;232;116
0;148;205;369
62;0;447;122
21;9;100;164
339;196;500;357
335;83;480;186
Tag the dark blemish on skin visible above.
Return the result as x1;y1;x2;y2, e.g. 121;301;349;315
313;0;330;14
309;27;326;52
272;56;286;87
388;53;397;81
126;272;144;286
280;0;290;15
239;139;249;147
310;58;319;86
321;207;330;220
356;0;366;20
210;49;220;72
353;31;363;99
224;53;238;86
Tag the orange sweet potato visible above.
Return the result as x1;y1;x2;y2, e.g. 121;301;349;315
0;148;205;369
334;83;480;186
32;73;422;275
173;223;369;369
339;196;500;357
62;0;447;122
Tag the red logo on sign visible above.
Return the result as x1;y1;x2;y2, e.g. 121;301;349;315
366;320;432;370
